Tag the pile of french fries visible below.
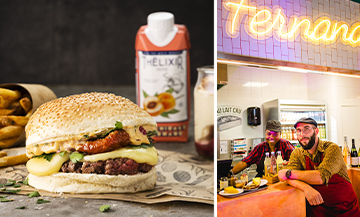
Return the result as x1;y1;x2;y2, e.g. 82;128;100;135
0;87;32;149
0;150;28;168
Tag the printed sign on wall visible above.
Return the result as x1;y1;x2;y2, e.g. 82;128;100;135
217;105;242;131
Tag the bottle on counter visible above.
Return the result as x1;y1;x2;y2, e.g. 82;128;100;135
276;151;284;172
264;152;271;177
343;136;350;167
135;12;191;142
351;138;358;168
219;177;228;190
270;152;277;175
194;66;214;158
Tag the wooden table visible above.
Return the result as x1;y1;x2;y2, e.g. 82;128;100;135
217;182;306;217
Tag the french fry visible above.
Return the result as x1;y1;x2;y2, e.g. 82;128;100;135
0;150;7;157
0;109;14;115
25;109;33;118
0;154;28;168
0;137;19;149
0;116;29;126
8;101;24;115
19;97;32;112
0;88;21;101
0;126;24;140
0;96;10;109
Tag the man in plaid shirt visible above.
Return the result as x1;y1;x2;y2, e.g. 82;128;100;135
232;120;294;177
278;117;360;217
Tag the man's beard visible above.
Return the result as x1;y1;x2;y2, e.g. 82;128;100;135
299;132;316;150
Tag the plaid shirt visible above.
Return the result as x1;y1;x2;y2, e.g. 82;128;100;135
242;139;295;166
286;139;350;185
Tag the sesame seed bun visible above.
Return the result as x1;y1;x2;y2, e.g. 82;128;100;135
25;92;156;147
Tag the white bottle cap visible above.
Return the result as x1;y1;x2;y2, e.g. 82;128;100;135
147;12;174;32
145;12;178;47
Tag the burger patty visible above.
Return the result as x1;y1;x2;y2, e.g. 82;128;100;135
60;157;153;175
77;130;131;154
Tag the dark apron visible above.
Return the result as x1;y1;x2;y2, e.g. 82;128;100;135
305;153;360;217
255;153;265;178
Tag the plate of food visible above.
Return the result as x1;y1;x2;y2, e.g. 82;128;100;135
219;186;244;197
243;178;267;191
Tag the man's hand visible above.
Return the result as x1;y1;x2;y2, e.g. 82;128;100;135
278;169;287;181
303;185;324;206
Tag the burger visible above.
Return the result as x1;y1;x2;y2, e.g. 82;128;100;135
25;92;158;193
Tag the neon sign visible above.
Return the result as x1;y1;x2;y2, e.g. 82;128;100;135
224;0;360;47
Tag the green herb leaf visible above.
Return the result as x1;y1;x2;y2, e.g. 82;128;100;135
165;88;174;94
33;153;55;162
1;198;12;202
36;199;50;204
147;130;158;137
0;195;7;198
8;179;15;182
69;152;84;164
114;121;123;130
59;151;66;158
1;188;21;194
155;92;159;97
15;206;25;209
130;143;153;149
142;90;149;98
28;191;40;198
99;205;111;212
17;178;28;185
4;182;14;186
12;184;21;188
82;134;89;139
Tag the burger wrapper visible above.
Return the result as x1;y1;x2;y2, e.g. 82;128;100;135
0;149;214;205
0;83;57;148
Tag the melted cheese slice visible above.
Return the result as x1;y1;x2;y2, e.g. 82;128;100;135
26;152;70;176
82;146;158;165
26;147;158;177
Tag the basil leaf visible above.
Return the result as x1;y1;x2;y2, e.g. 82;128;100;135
33;153;55;162
59;151;66;158
15;206;25;209
1;188;21;194
36;199;50;204
69;152;84;164
99;205;111;212
12;184;21;188
4;182;14;186
114;121;123;130
17;178;28;185
1;198;11;202
28;191;40;198
147;130;158;137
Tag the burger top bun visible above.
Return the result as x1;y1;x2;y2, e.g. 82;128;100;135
25;92;156;146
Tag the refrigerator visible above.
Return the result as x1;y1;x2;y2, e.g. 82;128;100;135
262;99;327;146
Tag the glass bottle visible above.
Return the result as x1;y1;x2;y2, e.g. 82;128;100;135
264;152;271;177
194;66;214;159
351;138;358;167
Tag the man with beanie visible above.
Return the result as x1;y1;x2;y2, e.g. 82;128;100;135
278;117;360;217
232;120;294;177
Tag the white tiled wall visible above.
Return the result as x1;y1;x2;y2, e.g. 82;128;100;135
218;65;360;145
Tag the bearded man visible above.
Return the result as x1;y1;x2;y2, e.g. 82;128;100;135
278;117;360;217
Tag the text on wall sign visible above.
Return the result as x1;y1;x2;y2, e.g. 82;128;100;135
224;0;360;47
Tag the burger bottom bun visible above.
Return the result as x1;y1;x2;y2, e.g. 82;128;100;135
27;167;156;193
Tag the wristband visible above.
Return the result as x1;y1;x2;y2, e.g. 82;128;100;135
285;169;292;179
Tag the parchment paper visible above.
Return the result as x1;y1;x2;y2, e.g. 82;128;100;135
0;148;214;205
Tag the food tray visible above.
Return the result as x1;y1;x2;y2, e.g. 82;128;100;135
262;175;279;184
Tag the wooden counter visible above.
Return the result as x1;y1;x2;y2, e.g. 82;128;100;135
217;182;306;217
347;167;360;207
